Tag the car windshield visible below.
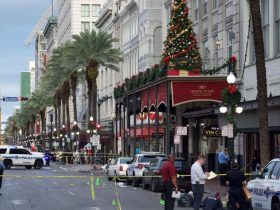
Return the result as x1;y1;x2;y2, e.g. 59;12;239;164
139;155;159;163
175;160;188;170
120;158;132;164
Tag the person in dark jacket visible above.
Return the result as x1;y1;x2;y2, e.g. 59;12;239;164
225;163;247;210
202;192;224;210
0;157;5;195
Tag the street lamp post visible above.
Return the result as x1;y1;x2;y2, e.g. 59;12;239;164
220;72;242;159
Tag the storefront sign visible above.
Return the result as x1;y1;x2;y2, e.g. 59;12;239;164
203;126;222;137
174;135;181;144
176;126;188;135
227;124;234;138
171;80;227;106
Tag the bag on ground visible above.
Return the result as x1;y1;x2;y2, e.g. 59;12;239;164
178;193;194;207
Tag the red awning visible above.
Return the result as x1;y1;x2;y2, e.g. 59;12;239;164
171;80;227;106
130;126;164;138
158;83;167;107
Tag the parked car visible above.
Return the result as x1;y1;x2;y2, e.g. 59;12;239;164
126;152;166;187
107;157;133;181
247;158;280;210
142;157;191;192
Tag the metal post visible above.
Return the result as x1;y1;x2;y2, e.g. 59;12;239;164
166;82;171;154
133;94;137;155
155;85;159;152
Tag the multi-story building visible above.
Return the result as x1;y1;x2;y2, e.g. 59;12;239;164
96;0;162;155
237;0;280;169
35;32;46;90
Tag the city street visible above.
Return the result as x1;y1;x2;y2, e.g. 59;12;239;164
0;165;199;210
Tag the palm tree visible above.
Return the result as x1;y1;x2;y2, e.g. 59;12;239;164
249;0;270;166
66;30;123;122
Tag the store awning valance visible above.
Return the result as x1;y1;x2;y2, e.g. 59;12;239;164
171;80;227;106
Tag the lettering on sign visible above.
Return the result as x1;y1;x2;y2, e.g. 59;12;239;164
203;126;222;137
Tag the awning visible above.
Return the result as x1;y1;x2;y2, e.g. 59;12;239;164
130;126;164;138
171;80;227;106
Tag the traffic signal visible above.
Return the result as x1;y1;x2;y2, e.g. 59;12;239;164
17;97;29;101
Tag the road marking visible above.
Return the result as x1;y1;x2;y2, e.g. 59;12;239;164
10;200;29;205
68;191;75;195
90;176;95;200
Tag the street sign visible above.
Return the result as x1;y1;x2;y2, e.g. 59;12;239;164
174;135;181;144
1;97;29;102
97;144;101;150
227;124;234;138
91;135;100;146
176;126;188;135
221;126;228;137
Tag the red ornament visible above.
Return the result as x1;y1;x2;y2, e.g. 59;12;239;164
231;55;237;63
227;85;237;94
164;56;170;64
185;6;190;14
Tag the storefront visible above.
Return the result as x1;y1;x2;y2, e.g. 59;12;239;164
115;73;227;167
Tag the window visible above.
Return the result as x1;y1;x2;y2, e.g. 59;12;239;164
81;4;90;17
203;40;209;69
194;0;199;21
203;0;208;16
227;29;234;59
213;35;219;66
262;0;269;58
212;0;218;10
92;4;100;17
166;5;172;28
10;149;31;154
81;22;90;32
271;162;280;179
120;158;132;164
261;161;276;179
0;149;7;154
276;0;280;54
92;22;96;31
153;27;162;55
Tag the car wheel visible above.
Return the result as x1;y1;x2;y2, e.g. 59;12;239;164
4;160;12;169
142;178;148;189
272;202;280;210
126;173;132;185
132;172;139;187
34;160;43;169
151;179;158;192
25;166;32;169
107;172;112;181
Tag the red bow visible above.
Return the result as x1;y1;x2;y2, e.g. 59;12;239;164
227;85;237;94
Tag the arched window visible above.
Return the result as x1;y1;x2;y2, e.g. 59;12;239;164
153;27;162;56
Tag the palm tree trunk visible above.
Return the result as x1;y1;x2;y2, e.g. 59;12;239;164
71;72;78;122
92;78;97;123
57;96;61;131
40;110;45;133
87;75;93;119
249;0;270;166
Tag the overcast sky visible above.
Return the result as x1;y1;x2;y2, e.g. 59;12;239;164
0;0;50;125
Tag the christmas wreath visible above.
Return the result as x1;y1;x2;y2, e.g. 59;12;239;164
222;84;241;106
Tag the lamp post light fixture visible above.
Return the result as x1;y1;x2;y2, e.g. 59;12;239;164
219;106;228;114
227;72;236;84
89;116;94;122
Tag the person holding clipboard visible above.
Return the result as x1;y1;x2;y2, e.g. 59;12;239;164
191;155;210;210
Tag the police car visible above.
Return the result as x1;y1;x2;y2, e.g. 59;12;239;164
0;145;46;169
247;158;280;210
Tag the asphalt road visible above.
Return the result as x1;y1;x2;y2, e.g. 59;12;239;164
0;165;190;210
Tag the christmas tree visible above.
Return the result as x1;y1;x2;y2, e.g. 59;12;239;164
162;0;202;73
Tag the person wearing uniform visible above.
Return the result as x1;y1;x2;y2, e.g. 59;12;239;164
191;155;210;210
218;148;230;186
161;154;178;210
225;163;247;210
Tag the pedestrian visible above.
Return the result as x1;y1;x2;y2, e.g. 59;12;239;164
0;156;5;195
161;154;179;210
191;154;210;210
251;150;260;179
225;162;247;210
202;192;224;210
218;148;230;186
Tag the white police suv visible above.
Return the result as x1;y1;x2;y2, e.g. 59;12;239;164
247;158;280;210
0;145;46;169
